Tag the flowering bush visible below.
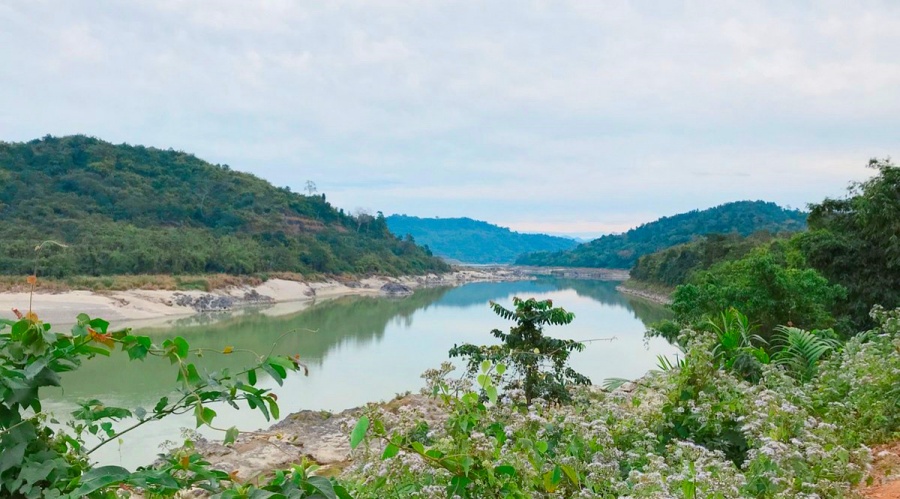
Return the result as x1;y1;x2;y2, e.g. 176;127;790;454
347;306;900;498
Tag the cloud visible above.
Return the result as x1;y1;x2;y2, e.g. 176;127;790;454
0;1;897;236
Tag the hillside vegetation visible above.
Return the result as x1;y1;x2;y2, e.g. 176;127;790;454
629;231;782;289
516;201;807;268
0;135;449;277
385;215;578;264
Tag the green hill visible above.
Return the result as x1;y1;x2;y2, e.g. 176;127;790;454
0;135;449;277
385;215;578;264
516;201;807;269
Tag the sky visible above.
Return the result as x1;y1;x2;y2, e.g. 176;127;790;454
2;1;898;239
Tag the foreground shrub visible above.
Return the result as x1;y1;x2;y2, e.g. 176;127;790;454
810;305;900;447
343;305;900;499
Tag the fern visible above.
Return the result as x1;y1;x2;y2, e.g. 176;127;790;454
772;326;840;381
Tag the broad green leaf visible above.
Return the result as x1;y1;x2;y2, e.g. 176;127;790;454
195;405;216;427
561;464;579;486
69;465;131;496
495;465;516;477
381;443;400;460
486;385;498;405
173;336;189;358
224;426;239;445
350;416;369;449
89;318;110;333
306;476;338;499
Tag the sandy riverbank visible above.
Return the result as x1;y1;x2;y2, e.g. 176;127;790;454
0;267;530;326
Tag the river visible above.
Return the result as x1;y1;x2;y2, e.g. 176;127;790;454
45;278;678;469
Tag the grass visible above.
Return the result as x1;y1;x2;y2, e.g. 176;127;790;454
0;273;271;293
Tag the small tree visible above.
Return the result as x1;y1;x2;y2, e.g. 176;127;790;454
449;297;589;405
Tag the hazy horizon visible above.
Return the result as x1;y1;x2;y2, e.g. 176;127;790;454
2;2;897;235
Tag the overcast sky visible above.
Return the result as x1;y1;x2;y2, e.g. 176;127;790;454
2;1;898;238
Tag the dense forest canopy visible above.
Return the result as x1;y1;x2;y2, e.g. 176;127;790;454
385;215;578;264
629;231;783;288
0;135;449;277
516;200;808;268
637;159;900;336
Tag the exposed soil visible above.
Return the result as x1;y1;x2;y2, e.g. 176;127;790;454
861;441;900;498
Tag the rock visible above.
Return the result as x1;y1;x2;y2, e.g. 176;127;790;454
242;289;273;303
172;293;235;312
380;282;413;296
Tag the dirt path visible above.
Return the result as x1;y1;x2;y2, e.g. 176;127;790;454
860;442;900;498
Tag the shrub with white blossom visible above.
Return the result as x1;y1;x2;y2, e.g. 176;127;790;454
345;305;900;498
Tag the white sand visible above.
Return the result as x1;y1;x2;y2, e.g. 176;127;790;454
0;269;527;326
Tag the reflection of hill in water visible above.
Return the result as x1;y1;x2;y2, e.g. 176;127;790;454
55;287;453;401
434;278;671;327
51;279;670;403
540;278;672;326
437;281;558;308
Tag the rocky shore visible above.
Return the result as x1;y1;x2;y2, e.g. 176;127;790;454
0;266;532;326
615;280;673;305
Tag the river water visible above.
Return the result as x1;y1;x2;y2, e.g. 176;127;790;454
45;278;678;469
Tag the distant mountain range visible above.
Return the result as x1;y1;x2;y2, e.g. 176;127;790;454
516;201;808;269
385;215;579;264
0;135;449;277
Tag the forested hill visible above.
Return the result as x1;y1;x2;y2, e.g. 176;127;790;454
385;215;579;264
515;201;807;269
0;135;449;277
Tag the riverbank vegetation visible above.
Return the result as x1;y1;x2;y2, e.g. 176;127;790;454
0;135;449;278
633;159;899;334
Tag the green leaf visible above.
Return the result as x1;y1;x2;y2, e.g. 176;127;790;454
495;363;506;375
266;396;280;420
485;385;498;405
0;443;26;474
306;476;338;499
561;464;579;486
261;362;286;386
381;443;400;460
495;465;516;477
350;416;369;449
248;368;257;385
195;405;217;427
69;465;131;496
542;466;562;493
173;336;190;358
176;363;203;387
154;396;169;414
89;318;110;333
224;426;239;445
334;484;353;499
